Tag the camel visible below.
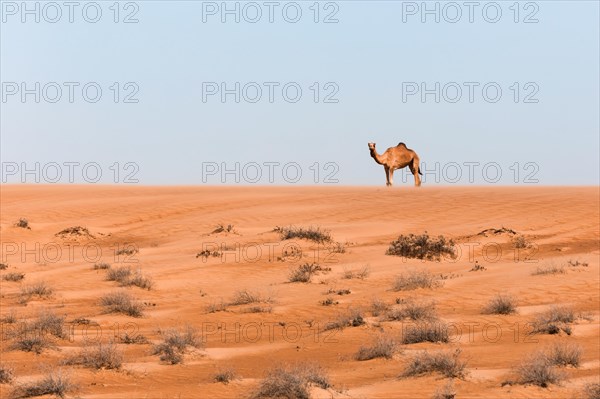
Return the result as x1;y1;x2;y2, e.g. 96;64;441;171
368;142;422;187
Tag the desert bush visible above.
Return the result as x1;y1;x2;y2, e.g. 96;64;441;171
214;367;237;384
469;261;486;272
1;310;18;324
15;218;30;229
546;342;582;367
584;383;600;399
107;266;152;290
568;259;589;267
196;249;222;258
531;306;575;335
402;349;467;378
19;281;52;302
9;310;66;353
327;288;350;296
401;321;449;344
229;289;272;306
342;265;370;280
482;294;517;315
252;362;329;399
370;298;390;317
10;369;73;399
432;381;456;399
120;333;149;344
288;263;329;283
355;335;397;360
330;242;346;254
514;352;564;387
153;325;202;365
244;306;273;313
386;233;456;261
274;226;332;244
63;341;123;369
513;236;528;248
325;308;365;331
93;262;111;270
0;363;15;384
388;300;437;321
100;291;143;317
320;297;339;306
126;270;154;290
2;272;25;282
0;263;8;270
392;269;442;291
31;310;66;339
55;225;93;238
205;300;227;313
532;264;566;276
115;246;138;256
10;336;53;354
107;266;132;282
213;224;235;233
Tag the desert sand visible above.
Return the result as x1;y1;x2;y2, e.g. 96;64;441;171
0;185;598;399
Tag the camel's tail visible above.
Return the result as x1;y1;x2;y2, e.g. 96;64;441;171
413;158;422;175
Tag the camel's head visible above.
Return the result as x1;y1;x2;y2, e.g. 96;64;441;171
368;142;376;151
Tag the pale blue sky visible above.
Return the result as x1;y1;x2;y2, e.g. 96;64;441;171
1;1;598;185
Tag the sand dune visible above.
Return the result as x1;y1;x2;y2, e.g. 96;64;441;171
0;186;598;398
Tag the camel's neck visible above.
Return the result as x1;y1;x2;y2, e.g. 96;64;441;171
370;148;386;165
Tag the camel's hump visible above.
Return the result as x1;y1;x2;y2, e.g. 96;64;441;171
397;142;407;147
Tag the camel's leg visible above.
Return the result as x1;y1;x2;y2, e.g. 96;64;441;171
411;158;422;187
389;168;394;187
384;166;391;186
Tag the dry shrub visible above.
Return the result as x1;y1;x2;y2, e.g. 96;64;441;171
252;362;329;399
62;341;123;369
0;363;15;384
107;266;153;290
355;334;397;360
532;264;566;276
15;218;31;229
482;294;517;315
229;289;272;306
513;235;529;249
153;325;202;364
402;349;467;378
545;341;582;367
274;226;332;244
514;351;565;387
288;263;330;283
584;383;600;399
19;281;53;303
432;381;456;399
392;269;442;291
93;262;111;270
205;300;227;313
531;306;575;335
2;272;25;282
214;367;238;384
370;298;391;317
9;310;66;354
386;233;456;260
388;300;437;321
343;265;370;280
402;321;449;344
10;369;74;399
325;308;365;331
100;291;143;317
